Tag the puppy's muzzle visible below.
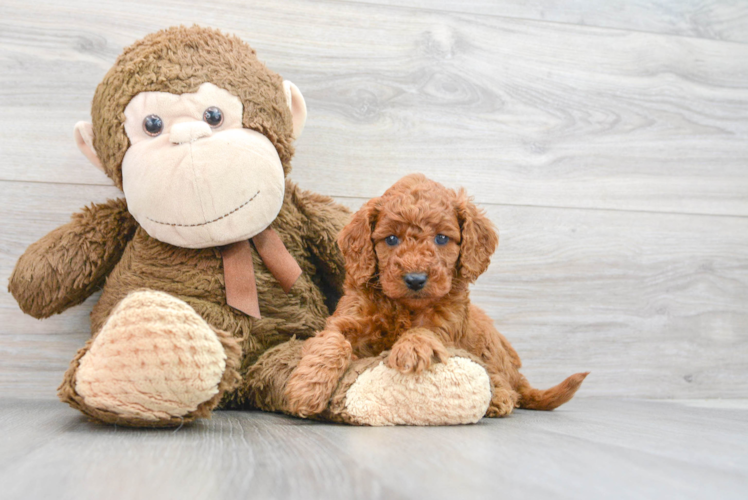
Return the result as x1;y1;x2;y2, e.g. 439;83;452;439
403;272;428;291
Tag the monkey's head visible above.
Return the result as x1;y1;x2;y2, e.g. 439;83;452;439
74;26;307;248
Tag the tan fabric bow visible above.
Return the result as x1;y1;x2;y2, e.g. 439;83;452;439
219;227;302;319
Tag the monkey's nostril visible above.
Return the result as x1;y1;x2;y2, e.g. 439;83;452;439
403;273;428;291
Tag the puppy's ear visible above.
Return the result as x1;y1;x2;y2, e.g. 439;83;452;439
456;190;498;282
338;199;378;287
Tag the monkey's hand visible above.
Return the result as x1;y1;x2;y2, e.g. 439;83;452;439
9;198;138;319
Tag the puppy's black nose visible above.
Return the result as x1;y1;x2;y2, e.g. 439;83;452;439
403;273;428;291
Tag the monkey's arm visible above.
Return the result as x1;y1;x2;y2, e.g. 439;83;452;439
290;184;350;303
8;198;138;319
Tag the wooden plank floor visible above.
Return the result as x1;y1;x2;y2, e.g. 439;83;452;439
0;398;746;500
1;0;747;401
1;2;747;497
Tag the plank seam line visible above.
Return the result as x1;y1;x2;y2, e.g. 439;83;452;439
1;179;746;220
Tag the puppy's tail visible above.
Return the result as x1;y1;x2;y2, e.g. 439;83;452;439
517;372;589;411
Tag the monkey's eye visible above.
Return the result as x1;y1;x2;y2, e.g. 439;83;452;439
385;235;400;247
435;234;449;246
143;115;163;136
203;107;223;127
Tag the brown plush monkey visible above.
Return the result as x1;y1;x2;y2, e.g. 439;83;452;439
9;26;492;427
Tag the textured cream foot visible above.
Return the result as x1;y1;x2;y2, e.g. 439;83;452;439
75;291;227;421
344;356;491;426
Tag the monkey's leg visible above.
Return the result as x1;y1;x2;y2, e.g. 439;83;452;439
58;290;241;427
243;342;492;426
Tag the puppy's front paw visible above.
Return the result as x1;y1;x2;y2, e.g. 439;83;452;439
284;331;352;418
285;375;331;417
386;333;450;374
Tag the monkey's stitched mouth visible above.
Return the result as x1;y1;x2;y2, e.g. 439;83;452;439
146;190;260;227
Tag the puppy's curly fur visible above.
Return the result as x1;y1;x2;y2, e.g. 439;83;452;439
286;174;588;418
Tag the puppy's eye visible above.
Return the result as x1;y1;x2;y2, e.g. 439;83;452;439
385;235;400;247
203;107;223;127
143;115;164;136
435;234;449;246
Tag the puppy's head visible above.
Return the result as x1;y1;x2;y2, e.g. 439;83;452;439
338;174;498;307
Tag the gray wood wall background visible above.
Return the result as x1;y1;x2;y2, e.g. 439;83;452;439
1;0;746;400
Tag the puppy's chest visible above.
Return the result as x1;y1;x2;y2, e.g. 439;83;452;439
352;313;459;356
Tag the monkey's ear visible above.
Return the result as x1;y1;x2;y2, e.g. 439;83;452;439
74;121;104;172
283;81;307;140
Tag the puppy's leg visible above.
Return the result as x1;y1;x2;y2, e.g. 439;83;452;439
386;328;450;374
486;373;520;418
284;329;352;417
460;305;520;417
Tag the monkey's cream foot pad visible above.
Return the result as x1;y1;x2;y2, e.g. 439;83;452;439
75;291;228;421
344;356;492;426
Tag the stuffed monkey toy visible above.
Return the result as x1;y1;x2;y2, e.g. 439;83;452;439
9;26;493;427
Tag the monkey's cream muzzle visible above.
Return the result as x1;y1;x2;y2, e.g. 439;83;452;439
121;83;286;249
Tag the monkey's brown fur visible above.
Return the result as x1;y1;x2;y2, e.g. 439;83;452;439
8;26;350;425
285;174;588;417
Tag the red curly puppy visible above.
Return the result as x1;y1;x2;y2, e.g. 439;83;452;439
285;174;588;418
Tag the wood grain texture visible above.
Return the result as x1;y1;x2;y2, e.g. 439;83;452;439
0;0;746;400
345;0;748;44
1;0;748;215
2;182;746;399
0;398;746;500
